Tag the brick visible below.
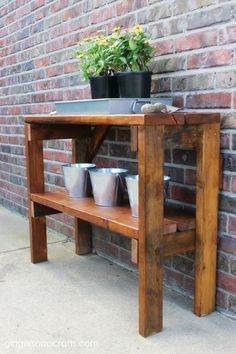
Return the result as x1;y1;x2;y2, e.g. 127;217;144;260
186;92;231;109
220;236;236;255
172;96;184;108
218;213;228;233
222;153;236;171
221;175;231;192
164;166;184;183
215;70;236;89
173;0;215;15
187;50;232;69
185;169;196;185
173;149;196;166
220;25;236;44
187;5;232;30
171;185;196;204
150;56;186;74
229;215;236;236
172;73;214;92
184;276;194;297
220;194;236;214
216;290;227;309
231;259;236;276
93;238;119;259
218;252;229;272
109;144;136;159
116;0;134;16
228;295;236;314
137;4;171;24
151;77;171;93
164;268;185;292
231;177;236;193
110;233;131;250
116;128;130;142
173;255;194;276
153;39;174;56
217;271;236;293
176;30;217;52
221;132;230;150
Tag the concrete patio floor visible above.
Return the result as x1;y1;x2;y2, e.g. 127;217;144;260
1;205;236;354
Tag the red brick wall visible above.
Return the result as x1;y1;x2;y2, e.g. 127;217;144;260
1;0;236;317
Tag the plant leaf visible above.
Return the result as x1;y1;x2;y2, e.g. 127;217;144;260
129;39;136;50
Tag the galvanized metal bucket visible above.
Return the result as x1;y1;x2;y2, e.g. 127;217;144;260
62;163;96;198
125;175;171;218
89;168;128;206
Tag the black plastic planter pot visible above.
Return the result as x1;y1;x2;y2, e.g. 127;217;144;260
117;71;152;98
89;75;119;99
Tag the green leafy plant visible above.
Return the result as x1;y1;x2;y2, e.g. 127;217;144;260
74;33;115;80
74;25;155;80
108;24;154;72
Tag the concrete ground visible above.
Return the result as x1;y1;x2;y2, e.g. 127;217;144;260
1;206;236;354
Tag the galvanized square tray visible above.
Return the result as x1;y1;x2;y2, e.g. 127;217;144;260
55;98;173;115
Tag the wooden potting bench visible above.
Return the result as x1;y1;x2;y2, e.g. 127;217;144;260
24;112;220;337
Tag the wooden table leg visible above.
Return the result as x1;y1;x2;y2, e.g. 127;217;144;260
72;137;92;255
138;125;164;337
72;126;109;255
194;123;220;316
25;124;47;263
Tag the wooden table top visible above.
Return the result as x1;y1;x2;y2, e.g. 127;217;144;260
24;112;220;126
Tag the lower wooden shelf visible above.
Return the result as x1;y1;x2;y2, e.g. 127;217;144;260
30;189;196;254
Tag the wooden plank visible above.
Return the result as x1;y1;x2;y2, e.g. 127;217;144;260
165;125;201;149
138;125;164;337
185;113;220;125
194;123;220;316
163;230;195;257
72;133;92;255
25;124;47;263
30;190;181;240
28;124;91;141
30;191;139;239
131;239;138;264
131;229;196;264
131;126;138;152
24;113;220;126
31;201;61;217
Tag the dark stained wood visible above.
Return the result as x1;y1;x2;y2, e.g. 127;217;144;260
131;229;196;264
165;125;201;149
31;201;61;217
25;124;47;263
28;123;91;141
72;132;92;255
131;126;138;152
131;239;138;264
138;125;164;337
185;113;220;125
30;190;139;239
163;230;195;257
194;123;220;316
25;112;220;337
30;190;184;239
24;112;220;126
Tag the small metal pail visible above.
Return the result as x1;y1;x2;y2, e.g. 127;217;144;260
125;175;171;218
89;168;128;206
62;163;96;198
